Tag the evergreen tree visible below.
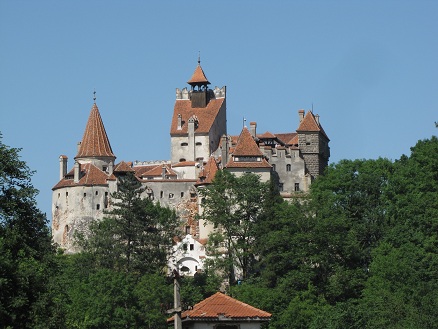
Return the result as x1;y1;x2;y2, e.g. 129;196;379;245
0;133;55;328
78;171;179;275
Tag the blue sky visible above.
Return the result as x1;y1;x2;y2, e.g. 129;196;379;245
1;1;437;220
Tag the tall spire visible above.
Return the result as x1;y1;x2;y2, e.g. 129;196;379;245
187;57;210;86
75;102;115;159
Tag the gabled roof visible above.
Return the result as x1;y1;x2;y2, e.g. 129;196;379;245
140;164;177;178
173;292;271;322
232;127;263;157
187;64;210;85
296;111;329;140
196;156;219;186
75;103;115;159
170;98;225;135
52;163;115;190
114;161;134;172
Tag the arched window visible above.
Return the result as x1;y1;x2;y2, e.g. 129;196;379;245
286;164;291;172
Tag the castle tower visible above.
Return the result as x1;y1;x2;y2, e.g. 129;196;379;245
296;110;330;177
75;102;116;173
52;101;117;252
170;60;227;171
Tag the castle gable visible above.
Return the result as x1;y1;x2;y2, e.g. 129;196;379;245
170;97;225;135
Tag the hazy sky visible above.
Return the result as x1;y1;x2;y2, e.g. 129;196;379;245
1;1;437;220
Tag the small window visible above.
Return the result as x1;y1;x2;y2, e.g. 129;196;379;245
190;244;194;251
183;244;188;251
102;166;107;172
95;191;98;196
295;183;300;192
58;193;60;198
83;193;87;197
185;226;191;234
279;183;284;192
160;191;163;198
272;164;276;171
286;164;291;172
195;142;202;146
169;193;174;199
181;142;188;146
179;158;186;162
181;192;184;198
66;192;68;197
96;204;100;210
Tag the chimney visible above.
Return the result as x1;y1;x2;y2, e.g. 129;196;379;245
221;135;229;168
162;165;166;179
298;110;305;122
77;141;82;153
177;114;182;130
250;122;257;138
59;155;68;180
315;114;320;126
108;161;114;175
74;161;80;183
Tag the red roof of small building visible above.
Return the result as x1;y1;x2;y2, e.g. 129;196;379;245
170;292;271;322
114;161;134;172
232;127;263;157
75;103;115;159
52;163;115;190
187;64;210;85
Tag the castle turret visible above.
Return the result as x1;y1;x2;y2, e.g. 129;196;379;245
75;102;116;171
296;110;330;177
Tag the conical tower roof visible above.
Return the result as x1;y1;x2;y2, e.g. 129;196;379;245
75;103;115;159
187;63;210;85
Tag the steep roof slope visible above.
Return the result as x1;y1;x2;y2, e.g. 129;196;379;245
75;103;115;159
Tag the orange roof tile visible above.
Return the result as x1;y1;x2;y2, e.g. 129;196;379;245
187;64;210;85
226;157;272;169
258;131;276;139
52;163;115;190
170;98;225;135
140;164;177;178
296;111;329;140
196;156;219;186
232;127;263;157
75;103;115;159
174;292;271;322
114;161;134;172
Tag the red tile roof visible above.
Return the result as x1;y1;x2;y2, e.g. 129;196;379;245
196;156;219;186
52;163;115;190
75;103;115;159
232;127;263;157
187;64;210;85
170;98;225;135
296;111;329;140
226;157;272;169
174;292;271;322
114;161;134;172
140;164;177;178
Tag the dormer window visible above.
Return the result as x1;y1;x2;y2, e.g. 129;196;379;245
181;142;188;147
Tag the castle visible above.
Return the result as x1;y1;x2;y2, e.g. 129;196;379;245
52;60;330;274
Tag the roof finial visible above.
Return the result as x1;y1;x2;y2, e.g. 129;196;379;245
93;89;96;103
198;51;201;65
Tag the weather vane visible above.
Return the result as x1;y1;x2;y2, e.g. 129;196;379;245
93;89;96;103
198;51;201;65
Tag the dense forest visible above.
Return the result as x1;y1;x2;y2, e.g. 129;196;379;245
1;133;437;329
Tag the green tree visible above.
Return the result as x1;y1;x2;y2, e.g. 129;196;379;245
0;133;55;328
359;137;438;328
78;172;179;275
198;170;272;283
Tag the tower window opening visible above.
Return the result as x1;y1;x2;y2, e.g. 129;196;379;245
84;193;87;197
190;244;194;250
181;192;184;198
286;164;291;172
295;183;300;192
96;204;100;210
95;191;98;196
